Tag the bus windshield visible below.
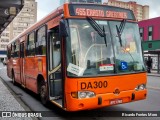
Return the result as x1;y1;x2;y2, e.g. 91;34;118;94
66;19;145;77
109;21;145;74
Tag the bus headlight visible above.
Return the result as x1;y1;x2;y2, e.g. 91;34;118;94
78;91;95;99
79;92;87;98
135;84;146;91
139;84;145;90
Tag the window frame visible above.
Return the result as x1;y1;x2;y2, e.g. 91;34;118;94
148;26;153;41
14;40;20;58
139;27;144;41
7;45;11;59
35;25;47;56
27;31;36;56
11;43;15;58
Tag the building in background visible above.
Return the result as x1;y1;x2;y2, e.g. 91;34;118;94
139;17;160;73
106;0;149;21
139;17;160;41
0;0;37;58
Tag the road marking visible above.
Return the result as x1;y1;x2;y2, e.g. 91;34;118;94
147;86;160;90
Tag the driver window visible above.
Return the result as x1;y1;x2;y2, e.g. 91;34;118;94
70;20;114;68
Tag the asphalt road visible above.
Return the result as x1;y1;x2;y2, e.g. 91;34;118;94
0;63;160;120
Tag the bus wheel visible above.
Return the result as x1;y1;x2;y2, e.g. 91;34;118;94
12;72;16;85
40;82;48;105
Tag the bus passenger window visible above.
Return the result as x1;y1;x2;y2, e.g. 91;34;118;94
36;26;46;55
11;43;15;58
14;40;20;57
27;32;35;56
7;46;11;59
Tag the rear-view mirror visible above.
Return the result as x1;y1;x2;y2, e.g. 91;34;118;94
59;20;68;37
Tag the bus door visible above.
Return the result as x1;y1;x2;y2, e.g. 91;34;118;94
47;26;62;104
20;42;25;87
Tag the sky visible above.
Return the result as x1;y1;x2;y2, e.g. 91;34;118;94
35;0;159;21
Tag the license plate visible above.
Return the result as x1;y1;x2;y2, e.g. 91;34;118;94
110;99;123;105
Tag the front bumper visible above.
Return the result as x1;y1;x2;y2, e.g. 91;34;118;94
65;89;147;111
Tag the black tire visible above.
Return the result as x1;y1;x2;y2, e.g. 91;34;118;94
40;82;49;105
12;72;17;85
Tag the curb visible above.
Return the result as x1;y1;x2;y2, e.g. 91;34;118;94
147;74;160;77
148;86;160;90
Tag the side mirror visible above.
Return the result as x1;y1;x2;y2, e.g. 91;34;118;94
55;41;61;49
59;20;68;37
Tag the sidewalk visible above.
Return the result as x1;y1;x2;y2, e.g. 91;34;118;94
0;62;27;112
147;73;160;77
0;77;33;120
0;78;26;111
147;70;160;77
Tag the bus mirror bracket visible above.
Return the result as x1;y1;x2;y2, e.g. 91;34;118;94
59;20;68;37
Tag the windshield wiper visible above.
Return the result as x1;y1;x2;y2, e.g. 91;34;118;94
86;16;107;47
116;19;126;47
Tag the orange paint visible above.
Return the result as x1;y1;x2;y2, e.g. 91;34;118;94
65;73;147;111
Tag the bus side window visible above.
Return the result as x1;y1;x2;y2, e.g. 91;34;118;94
11;43;15;58
36;26;46;55
7;46;11;59
27;32;35;56
14;40;20;57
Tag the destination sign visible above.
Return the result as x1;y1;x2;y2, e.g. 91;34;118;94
69;4;135;20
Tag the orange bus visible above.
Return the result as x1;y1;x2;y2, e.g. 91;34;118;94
6;2;147;111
